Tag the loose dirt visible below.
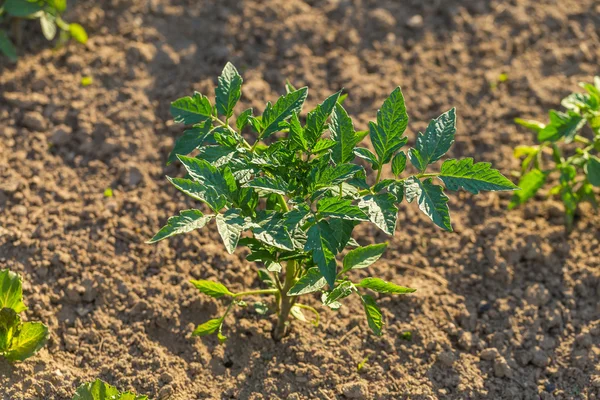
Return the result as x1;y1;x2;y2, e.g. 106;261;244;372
1;0;599;399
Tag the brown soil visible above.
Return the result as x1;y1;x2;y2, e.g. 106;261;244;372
1;0;600;399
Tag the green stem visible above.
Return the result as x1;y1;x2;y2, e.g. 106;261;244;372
55;16;70;31
415;173;439;179
273;259;297;340
210;115;252;150
574;135;591;145
375;167;383;185
233;289;278;298
276;194;289;212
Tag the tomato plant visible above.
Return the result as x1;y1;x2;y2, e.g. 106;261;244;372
150;63;517;341
73;379;147;400
511;77;600;228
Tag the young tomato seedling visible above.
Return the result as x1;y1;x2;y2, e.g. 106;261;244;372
512;77;600;229
0;0;88;62
0;269;48;361
149;62;517;341
72;379;148;400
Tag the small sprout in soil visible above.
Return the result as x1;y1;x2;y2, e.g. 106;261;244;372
72;379;148;400
150;62;517;341
400;331;413;341
103;187;113;198
357;355;369;372
81;75;93;87
0;0;88;62
0;269;48;362
511;77;600;229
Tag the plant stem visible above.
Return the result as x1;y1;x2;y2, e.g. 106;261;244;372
233;289;278;298
273;259;297;341
375;167;382;185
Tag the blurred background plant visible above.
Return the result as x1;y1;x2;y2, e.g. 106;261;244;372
0;0;87;62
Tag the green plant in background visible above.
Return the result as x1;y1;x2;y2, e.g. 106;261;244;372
72;379;148;400
0;269;48;361
0;0;87;62
149;62;517;341
511;77;600;229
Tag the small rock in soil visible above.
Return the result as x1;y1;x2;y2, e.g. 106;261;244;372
120;165;145;187
407;15;424;29
437;351;456;367
531;348;550;368
480;348;499;361
51;125;72;146
524;283;551;306
339;381;369;399
22;111;47;131
493;356;512;378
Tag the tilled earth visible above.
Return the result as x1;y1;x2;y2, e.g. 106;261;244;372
1;0;599;399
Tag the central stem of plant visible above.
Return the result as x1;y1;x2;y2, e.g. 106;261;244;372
273;259;297;341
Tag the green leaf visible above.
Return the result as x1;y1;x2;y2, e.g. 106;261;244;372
262;87;308;138
170;92;213;125
361;295;383;336
3;0;43;17
314;163;362;188
196;146;238;167
391;151;407;176
167;177;227;212
409;108;456;171
147;209;212;243
508;169;547;209
176;155;232;196
311;139;336;154
190;280;233;298
48;0;66;12
68;23;88;44
585;156;600;187
323;281;354;309
356;277;416;294
216;208;247;254
353;148;380;170
317;197;368;221
3;322;48;362
405;178;452;231
328;219;357;253
330;103;357;164
358;193;398;235
167;122;212;165
439;158;518;194
538;110;586;143
40;13;57;41
370;87;409;164
252;213;294;251
341;243;387;274
244;176;288;196
72;379;148;400
388;181;404;203
287;267;327;296
192;318;222;337
514;118;545;133
305;221;338;287
0;308;19;352
0;31;17;62
0;270;27;313
287;112;307;151
236;108;253;131
305;91;342;147
215;62;243;118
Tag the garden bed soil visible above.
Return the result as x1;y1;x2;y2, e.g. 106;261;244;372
1;0;599;399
